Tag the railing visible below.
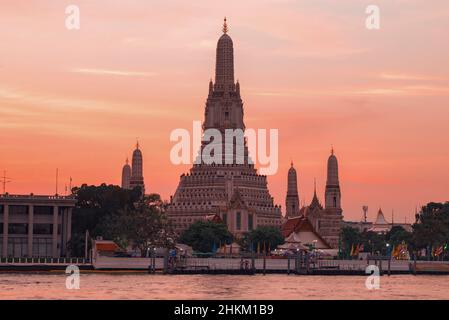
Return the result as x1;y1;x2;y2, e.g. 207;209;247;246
0;257;89;264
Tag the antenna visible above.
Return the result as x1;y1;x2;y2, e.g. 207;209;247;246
55;168;59;196
362;205;368;223
1;170;12;194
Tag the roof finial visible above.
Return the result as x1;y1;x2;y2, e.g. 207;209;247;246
291;159;293;167
223;17;228;34
314;178;317;195
331;145;334;155
136;139;140;150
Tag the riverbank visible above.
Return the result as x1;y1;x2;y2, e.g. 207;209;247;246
2;258;449;275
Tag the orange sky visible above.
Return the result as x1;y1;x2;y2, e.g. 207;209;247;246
1;1;449;223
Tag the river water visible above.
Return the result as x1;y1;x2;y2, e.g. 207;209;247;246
0;274;448;299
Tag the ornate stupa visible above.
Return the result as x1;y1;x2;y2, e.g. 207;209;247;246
304;148;343;248
285;162;300;218
128;141;145;195
121;158;131;189
167;18;282;237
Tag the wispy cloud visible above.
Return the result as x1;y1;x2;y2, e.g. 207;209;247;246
71;68;158;77
380;73;447;81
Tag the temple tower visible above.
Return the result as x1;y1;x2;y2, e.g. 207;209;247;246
129;141;145;195
325;147;341;213
285;162;300;218
121;158;131;189
167;18;282;237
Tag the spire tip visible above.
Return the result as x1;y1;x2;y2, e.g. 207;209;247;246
222;17;228;34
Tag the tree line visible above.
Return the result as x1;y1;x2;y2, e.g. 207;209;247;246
340;202;449;260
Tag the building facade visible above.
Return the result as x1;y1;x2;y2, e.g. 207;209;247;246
167;19;282;237
0;194;76;258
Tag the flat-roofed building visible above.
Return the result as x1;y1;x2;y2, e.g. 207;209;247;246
0;194;76;258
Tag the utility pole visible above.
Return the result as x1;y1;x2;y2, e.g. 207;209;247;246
55;168;59;195
1;170;12;194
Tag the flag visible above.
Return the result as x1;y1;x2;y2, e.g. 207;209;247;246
359;244;364;252
350;244;354;256
435;246;443;256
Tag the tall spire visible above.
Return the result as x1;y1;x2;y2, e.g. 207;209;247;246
325;148;342;212
286;162;300;218
214;17;235;92
310;178;322;210
222;17;228;34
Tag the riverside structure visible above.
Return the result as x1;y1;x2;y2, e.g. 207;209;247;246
0;194;76;258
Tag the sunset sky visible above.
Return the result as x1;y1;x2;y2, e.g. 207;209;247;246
1;0;448;222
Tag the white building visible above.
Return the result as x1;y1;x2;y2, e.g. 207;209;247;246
0;194;76;258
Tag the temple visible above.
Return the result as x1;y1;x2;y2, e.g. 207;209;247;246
167;18;282;237
121;142;145;195
285;149;343;248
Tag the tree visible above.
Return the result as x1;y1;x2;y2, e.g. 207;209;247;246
69;183;160;256
104;204;176;257
340;227;386;258
243;226;284;253
340;227;361;258
413;202;449;253
386;226;412;246
179;221;233;253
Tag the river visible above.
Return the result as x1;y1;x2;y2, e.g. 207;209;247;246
1;274;448;299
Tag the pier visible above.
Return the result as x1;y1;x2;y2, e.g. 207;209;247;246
2;255;449;275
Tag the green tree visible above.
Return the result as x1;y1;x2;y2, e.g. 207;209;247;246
413;202;449;252
243;226;284;253
340;227;361;258
68;183;158;256
386;226;412;246
179;221;233;253
340;227;386;257
104;203;176;257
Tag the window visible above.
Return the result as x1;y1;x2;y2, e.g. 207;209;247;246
236;212;241;230
333;196;337;207
34;224;53;235
9;205;28;215
248;214;253;231
225;112;229;120
34;206;53;215
0;205;3;214
222;213;227;225
8;223;28;234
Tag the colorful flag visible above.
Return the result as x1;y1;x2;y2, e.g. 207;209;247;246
350;244;354;256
